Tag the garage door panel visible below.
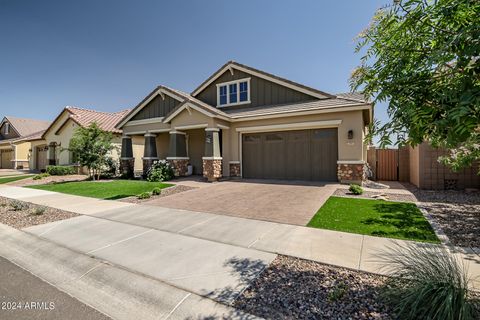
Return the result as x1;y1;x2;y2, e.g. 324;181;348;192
242;134;263;178
311;129;338;181
263;133;286;179
242;129;338;181
286;131;311;180
1;149;13;169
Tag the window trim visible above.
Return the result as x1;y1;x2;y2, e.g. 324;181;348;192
216;78;251;107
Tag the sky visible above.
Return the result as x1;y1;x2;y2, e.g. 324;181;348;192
0;0;389;130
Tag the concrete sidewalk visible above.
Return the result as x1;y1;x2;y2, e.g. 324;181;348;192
0;223;259;320
1;184;480;290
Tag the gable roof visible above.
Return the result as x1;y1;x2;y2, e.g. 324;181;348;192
1;116;50;138
335;92;368;103
191;61;336;99
44;106;130;137
116;85;230;128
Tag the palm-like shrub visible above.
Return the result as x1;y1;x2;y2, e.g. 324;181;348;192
379;244;479;320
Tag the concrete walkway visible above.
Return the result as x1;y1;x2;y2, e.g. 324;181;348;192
1;184;480;289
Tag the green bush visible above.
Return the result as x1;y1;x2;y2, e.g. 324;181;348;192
32;206;46;216
137;192;151;199
152;187;162;196
380;244;479;320
349;184;364;195
147;160;174;182
46;165;76;176
33;173;51;180
10;200;29;211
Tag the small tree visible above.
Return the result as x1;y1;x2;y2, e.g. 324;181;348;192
351;0;480;172
67;122;115;180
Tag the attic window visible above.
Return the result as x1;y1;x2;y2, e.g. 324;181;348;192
4;123;9;134
216;78;250;107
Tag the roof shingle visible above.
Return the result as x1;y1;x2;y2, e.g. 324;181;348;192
66;107;130;134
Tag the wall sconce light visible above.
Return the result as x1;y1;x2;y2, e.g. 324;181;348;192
347;130;354;140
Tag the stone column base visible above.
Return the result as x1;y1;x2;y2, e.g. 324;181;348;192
203;158;222;182
229;162;240;177
337;163;366;184
142;158;158;177
168;159;189;177
120;158;135;178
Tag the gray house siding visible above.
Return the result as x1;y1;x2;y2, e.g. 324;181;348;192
195;69;317;109
132;94;180;120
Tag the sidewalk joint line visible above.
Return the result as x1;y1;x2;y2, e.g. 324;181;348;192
86;229;153;254
176;216;218;234
357;235;365;270
247;224;281;248
163;293;191;320
38;219;66;236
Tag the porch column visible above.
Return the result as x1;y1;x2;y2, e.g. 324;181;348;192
202;128;222;182
120;135;135;178
142;132;158;176
166;131;189;177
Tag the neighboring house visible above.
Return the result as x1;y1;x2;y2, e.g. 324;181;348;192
36;107;130;171
116;61;373;183
0;116;50;169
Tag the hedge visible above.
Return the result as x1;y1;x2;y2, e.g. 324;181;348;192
46;165;76;176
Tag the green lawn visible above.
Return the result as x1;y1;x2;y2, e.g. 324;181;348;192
27;180;173;200
307;196;439;243
0;175;34;184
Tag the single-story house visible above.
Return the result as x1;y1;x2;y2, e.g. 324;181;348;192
116;61;373;183
33;106;130;171
0;116;50;169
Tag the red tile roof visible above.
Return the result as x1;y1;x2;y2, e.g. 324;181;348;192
65;106;130;134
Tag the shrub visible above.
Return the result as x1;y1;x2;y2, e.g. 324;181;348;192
152;187;162;196
46;165;76;176
349;184;363;195
33;173;50;180
137;192;151;199
32;206;46;216
10;200;29;211
147;160;174;182
380;244;479;320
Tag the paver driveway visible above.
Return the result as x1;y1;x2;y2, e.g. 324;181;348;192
144;179;338;225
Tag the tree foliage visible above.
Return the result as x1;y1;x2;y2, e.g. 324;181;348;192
351;0;480;171
67;122;116;180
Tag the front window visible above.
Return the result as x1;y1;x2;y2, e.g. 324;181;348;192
217;78;250;107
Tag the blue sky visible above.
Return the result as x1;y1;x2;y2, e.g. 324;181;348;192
0;0;389;128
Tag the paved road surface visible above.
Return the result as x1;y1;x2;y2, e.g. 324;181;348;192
0;256;110;320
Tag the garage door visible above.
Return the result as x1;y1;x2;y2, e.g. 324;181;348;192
36;146;48;171
0;149;13;169
242;128;338;181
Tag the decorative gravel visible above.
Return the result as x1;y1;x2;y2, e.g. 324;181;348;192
119;184;197;203
234;255;392;320
8;174;88;187
402;184;480;248
333;188;417;202
0;197;79;229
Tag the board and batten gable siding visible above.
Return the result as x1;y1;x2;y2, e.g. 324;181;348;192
195;69;318;109
131;94;180;121
0;122;20;140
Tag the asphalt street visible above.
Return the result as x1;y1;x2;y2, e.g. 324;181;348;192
0;256;110;320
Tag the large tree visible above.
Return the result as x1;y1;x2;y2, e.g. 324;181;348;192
351;0;480;171
67;122;116;180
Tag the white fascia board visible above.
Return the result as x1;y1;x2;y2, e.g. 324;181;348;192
236;120;342;133
124;117;165;126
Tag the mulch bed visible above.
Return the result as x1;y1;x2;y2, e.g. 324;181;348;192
403;185;480;248
0;197;78;229
234;255;392;320
118;185;197;204
333;188;416;202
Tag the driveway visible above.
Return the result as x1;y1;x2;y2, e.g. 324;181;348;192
144;179;338;225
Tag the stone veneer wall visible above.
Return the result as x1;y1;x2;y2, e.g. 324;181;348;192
229;163;240;177
120;158;135;178
203;159;222;182
168;159;189;177
337;163;365;184
142;158;158;177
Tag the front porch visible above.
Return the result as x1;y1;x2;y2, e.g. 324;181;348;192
120;126;224;182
